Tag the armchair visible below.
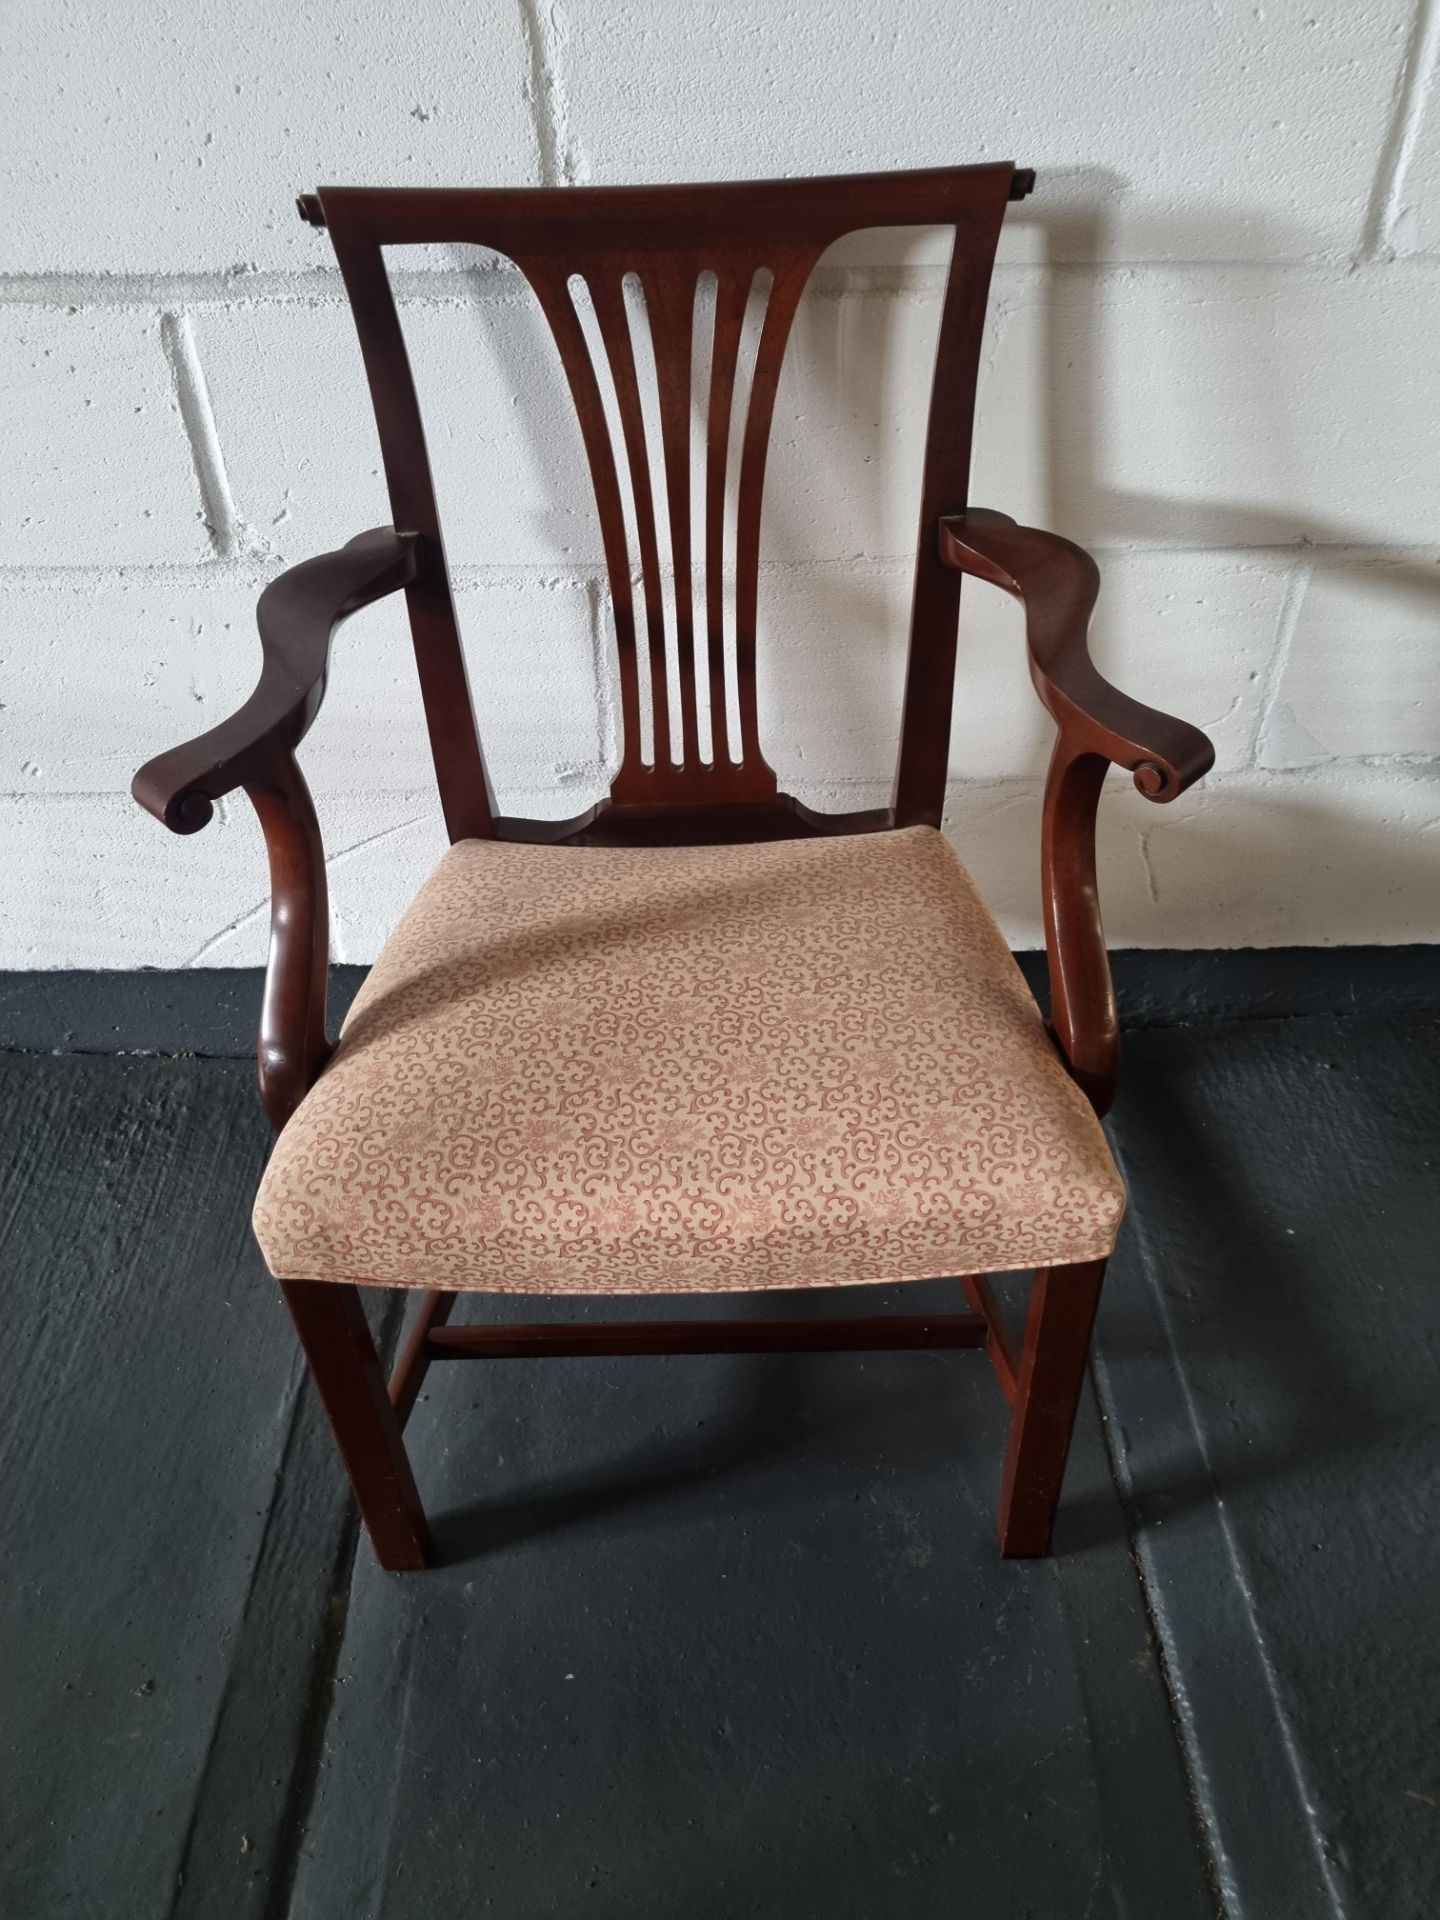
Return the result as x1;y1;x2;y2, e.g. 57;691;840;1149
135;165;1213;1572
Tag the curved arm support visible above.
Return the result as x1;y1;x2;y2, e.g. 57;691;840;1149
248;763;333;1129
938;510;1214;802
1041;742;1118;1111
940;510;1216;1113
131;528;419;833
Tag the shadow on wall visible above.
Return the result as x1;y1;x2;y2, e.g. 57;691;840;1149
1009;170;1393;541
1016;169;1440;760
934;778;1439;950
1010;170;1437;941
1095;787;1440;949
402;169;1437;944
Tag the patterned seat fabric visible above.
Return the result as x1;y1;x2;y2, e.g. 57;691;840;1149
253;827;1124;1292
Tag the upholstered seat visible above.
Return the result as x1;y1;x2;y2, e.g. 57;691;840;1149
253;826;1124;1293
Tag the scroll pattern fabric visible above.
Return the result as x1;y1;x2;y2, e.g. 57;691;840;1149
253;827;1124;1292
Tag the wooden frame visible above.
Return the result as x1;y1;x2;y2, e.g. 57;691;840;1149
133;166;1213;1569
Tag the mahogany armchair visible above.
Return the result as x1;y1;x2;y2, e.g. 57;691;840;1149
133;166;1213;1572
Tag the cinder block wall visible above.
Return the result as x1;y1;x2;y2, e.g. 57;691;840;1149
4;0;1437;965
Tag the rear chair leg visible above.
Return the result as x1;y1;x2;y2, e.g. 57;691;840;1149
281;1279;430;1571
997;1259;1107;1558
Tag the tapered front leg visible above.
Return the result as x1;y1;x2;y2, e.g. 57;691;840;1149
281;1280;430;1571
997;1260;1107;1558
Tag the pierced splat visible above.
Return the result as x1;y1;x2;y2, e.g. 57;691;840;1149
525;247;822;806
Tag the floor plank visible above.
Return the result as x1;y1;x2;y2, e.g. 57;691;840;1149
0;1056;361;1920
1102;1013;1440;1920
287;1284;1212;1920
8;1011;1438;1918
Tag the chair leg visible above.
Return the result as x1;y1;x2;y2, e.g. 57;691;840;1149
996;1259;1106;1558
280;1279;430;1572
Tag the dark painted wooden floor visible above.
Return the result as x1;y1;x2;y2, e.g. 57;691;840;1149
3;993;1438;1918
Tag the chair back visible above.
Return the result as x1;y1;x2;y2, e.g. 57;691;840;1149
303;165;1028;840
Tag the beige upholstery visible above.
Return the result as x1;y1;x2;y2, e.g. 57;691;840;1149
252;827;1124;1293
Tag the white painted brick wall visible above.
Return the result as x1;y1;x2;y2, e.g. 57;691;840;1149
3;0;1437;966
1;310;212;565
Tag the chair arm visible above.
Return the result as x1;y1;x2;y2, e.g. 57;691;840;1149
939;510;1216;1113
131;527;418;1128
938;510;1214;800
131;527;419;833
